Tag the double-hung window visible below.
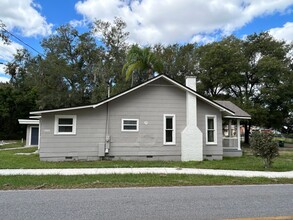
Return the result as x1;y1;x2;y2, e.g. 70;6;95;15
164;114;176;145
54;115;77;135
206;115;217;144
121;119;139;132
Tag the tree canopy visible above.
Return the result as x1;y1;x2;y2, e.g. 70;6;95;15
123;45;163;86
1;18;292;139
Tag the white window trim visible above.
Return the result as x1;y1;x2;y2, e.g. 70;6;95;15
205;115;217;145
121;119;139;132
54;115;77;135
163;114;176;145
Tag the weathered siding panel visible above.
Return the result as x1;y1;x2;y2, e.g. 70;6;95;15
197;99;223;160
107;82;186;160
39;106;107;161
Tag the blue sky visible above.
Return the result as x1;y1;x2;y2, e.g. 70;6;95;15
1;0;293;82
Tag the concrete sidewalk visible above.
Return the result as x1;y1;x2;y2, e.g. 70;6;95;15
0;146;35;151
0;168;292;178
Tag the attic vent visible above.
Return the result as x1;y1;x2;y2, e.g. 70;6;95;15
146;155;153;158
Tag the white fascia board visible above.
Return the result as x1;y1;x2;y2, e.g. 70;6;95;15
29;74;234;116
18;119;39;125
30;104;95;115
223;116;251;120
30;75;165;114
93;75;165;108
162;76;235;116
93;75;234;115
29;116;41;119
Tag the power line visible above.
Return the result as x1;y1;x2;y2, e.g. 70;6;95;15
1;27;46;58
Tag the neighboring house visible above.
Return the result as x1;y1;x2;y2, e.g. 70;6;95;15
21;75;250;161
18;119;40;147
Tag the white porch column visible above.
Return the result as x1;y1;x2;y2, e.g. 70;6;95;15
228;119;232;137
38;120;41;150
237;119;241;150
181;76;203;161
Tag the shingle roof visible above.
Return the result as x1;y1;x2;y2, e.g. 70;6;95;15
215;100;251;119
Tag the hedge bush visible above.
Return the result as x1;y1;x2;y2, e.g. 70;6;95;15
250;132;279;168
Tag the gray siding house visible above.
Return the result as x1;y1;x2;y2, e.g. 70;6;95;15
25;75;250;161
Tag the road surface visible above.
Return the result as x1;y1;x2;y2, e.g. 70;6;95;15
0;185;292;220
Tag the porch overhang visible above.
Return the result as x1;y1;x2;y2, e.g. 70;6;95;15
219;101;251;157
18;119;39;125
223;116;251;120
215;100;251;120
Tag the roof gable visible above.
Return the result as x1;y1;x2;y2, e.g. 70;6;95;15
31;75;234;115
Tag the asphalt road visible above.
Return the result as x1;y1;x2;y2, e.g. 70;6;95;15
0;185;292;220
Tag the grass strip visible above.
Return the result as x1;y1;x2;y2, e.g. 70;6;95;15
0;174;292;190
0;147;292;171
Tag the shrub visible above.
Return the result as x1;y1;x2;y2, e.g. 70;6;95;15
250;132;279;168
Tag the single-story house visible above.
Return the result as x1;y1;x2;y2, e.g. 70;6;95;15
20;75;250;161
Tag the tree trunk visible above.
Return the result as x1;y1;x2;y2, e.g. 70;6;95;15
131;73;134;87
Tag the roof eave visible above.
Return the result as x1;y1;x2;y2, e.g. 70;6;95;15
93;75;165;108
30;104;95;115
29;74;235;116
223;116;251;120
162;77;235;115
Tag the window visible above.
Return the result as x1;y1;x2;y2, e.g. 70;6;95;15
54;115;76;135
164;114;176;145
206;115;217;144
121;119;139;132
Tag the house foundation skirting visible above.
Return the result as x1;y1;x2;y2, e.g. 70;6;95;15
203;154;223;160
223;148;242;157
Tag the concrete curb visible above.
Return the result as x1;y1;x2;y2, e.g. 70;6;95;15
0;168;292;178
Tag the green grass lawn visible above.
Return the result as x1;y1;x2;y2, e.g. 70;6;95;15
1;174;292;190
0;146;292;190
274;137;293;144
0;147;292;171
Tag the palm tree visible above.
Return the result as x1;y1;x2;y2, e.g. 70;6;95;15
122;45;162;86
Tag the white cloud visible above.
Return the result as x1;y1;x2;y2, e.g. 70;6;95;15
75;0;293;45
0;64;6;74
0;76;10;83
0;0;52;37
69;19;88;28
269;22;293;42
0;41;22;82
0;41;23;61
190;35;219;45
0;63;10;82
